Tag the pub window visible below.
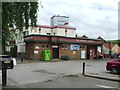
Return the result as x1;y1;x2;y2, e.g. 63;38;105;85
34;28;37;32
65;46;67;49
46;45;49;48
47;33;50;35
61;46;64;49
42;45;45;49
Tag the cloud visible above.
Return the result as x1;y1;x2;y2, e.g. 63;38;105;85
37;0;119;40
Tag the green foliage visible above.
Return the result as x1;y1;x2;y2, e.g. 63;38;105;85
10;45;17;57
2;2;38;54
107;40;120;46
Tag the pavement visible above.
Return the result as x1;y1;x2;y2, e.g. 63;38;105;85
15;58;120;82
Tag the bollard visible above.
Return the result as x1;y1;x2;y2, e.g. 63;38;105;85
82;62;85;75
2;68;7;86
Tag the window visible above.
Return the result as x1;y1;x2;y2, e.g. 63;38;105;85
42;45;45;49
23;31;29;36
46;45;49;49
65;46;67;49
39;28;41;34
65;29;67;36
34;29;37;32
61;46;64;49
47;33;50;35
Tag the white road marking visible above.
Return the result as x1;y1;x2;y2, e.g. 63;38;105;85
96;84;119;89
0;74;1;76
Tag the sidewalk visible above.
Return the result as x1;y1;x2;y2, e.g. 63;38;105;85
15;58;65;64
84;73;120;82
15;58;111;64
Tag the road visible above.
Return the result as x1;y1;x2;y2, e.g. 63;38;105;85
0;59;120;88
19;75;119;88
2;75;119;88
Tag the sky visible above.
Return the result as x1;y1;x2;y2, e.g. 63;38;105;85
37;0;119;40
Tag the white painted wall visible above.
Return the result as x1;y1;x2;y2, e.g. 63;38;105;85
41;28;51;35
54;28;65;36
51;16;69;26
67;30;76;37
22;26;76;37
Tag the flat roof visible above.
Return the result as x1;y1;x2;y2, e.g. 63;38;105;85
24;34;102;41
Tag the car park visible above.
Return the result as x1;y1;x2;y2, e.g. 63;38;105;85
106;59;120;75
0;55;14;69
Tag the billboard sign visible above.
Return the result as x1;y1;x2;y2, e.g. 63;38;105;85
70;44;79;50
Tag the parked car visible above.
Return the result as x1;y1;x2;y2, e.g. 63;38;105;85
106;59;120;75
12;57;17;66
0;55;14;69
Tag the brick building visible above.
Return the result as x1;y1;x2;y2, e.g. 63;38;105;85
24;25;107;60
15;15;111;60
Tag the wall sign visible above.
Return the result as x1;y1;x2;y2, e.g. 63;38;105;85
35;46;39;49
34;50;38;54
73;51;76;55
52;45;58;48
70;44;79;50
81;50;85;59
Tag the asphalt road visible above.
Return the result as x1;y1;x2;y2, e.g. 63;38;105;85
0;59;120;88
19;75;119;88
2;75;120;88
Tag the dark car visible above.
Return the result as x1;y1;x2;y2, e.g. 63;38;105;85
0;55;14;69
106;59;120;75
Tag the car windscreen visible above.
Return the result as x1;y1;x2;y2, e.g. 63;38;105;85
0;56;13;61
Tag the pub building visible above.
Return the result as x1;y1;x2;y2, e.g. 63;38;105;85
24;25;110;60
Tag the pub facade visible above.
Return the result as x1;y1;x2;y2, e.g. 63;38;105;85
24;25;105;60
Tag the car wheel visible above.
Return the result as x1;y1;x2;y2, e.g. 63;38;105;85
111;67;118;74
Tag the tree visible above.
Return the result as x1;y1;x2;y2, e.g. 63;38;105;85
107;40;120;46
2;2;38;54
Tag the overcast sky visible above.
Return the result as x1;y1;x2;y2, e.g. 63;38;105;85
37;0;119;40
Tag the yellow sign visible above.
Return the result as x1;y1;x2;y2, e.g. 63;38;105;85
73;51;76;55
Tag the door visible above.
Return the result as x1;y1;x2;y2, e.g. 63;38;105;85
90;49;95;59
81;50;86;59
87;46;96;59
52;48;59;59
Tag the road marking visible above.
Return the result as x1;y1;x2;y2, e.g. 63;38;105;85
96;84;119;89
0;74;1;76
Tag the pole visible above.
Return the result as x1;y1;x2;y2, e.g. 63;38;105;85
82;62;85;75
2;68;7;86
21;55;23;62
